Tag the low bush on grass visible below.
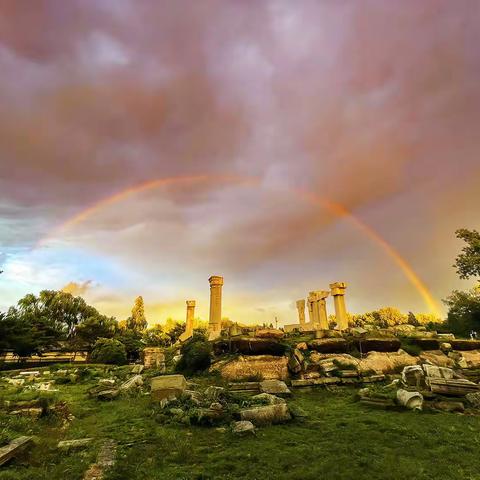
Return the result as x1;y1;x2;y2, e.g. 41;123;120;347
90;338;128;365
176;334;212;375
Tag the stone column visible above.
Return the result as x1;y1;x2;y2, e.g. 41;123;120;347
179;300;196;342
315;290;330;329
208;275;224;340
308;292;319;326
330;282;348;330
296;299;306;327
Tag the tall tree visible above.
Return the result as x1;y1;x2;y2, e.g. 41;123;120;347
1;290;118;357
454;229;480;280
444;229;480;336
127;296;148;331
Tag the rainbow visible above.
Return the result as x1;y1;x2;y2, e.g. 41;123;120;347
37;174;441;317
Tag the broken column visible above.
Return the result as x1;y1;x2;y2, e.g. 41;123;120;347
208;275;224;340
314;290;330;329
179;300;196;342
330;282;348;330
296;299;306;327
307;292;319;327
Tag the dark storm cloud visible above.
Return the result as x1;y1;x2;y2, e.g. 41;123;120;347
0;0;479;317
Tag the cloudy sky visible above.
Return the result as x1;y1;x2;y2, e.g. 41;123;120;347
0;0;479;326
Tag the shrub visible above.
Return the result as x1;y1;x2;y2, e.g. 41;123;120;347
90;338;127;365
176;335;212;375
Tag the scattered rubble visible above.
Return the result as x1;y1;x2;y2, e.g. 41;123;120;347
259;379;291;396
231;420;256;435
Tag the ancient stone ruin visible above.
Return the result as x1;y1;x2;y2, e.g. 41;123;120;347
179;300;196;342
285;282;348;332
208;275;224;340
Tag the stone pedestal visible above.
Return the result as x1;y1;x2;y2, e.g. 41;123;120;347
296;299;306;327
330;282;348;330
208;275;224;341
142;347;166;371
179;300;196;342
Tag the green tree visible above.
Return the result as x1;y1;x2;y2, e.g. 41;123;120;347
1;290;118;357
72;315;117;351
0;309;40;357
142;324;171;347
127;296;148;331
454;229;480;279
114;328;143;361
167;321;185;344
444;286;480;336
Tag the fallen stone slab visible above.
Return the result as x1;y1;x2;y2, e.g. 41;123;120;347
255;328;284;340
0;436;33;466
450;340;480;351
358;350;419;375
429;378;480;396
359;397;396;409
466;391;480;408
119;375;143;391
419;350;454;368
9;408;43;419
423;364;455;380
231;420;256;435
313;377;341;386
58;438;94;450
212;355;289;381
97;389;120;400
239;403;291;426
98;379;116;387
259;379;291;396
251;393;286;405
228;382;260;393
361;374;386;383
83;440;117;480
151;374;187;401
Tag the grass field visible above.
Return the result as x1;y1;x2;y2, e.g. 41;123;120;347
1;375;480;480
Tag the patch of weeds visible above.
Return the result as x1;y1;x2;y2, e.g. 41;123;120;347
399;338;423;357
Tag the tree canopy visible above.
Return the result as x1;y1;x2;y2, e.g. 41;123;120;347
454;229;480;280
127;296;148;331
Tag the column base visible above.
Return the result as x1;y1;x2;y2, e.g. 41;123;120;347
208;330;222;341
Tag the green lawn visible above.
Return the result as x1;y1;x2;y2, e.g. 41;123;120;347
1;379;480;480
